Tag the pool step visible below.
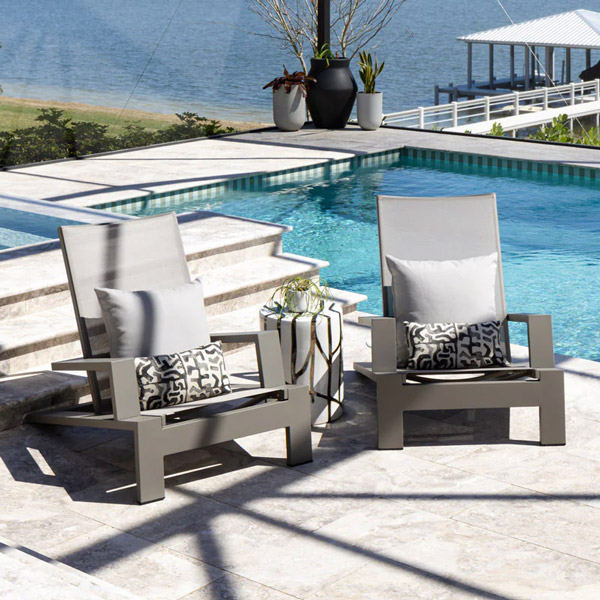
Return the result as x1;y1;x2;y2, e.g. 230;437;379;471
0;294;366;430
0;252;328;376
0;210;368;428
0;212;290;320
0;247;71;320
200;252;328;315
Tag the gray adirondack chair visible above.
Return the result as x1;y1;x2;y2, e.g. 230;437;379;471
354;194;566;449
28;213;312;503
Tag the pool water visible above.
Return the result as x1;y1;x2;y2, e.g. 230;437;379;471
0;207;82;250
123;158;600;362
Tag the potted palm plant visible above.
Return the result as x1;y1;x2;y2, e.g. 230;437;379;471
307;44;358;129
263;67;315;131
357;51;385;130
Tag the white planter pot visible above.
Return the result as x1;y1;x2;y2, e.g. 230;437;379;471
357;92;383;130
285;290;312;313
273;86;306;132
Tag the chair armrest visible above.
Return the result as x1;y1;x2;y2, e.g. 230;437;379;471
358;315;376;326
371;317;398;373
52;357;132;372
211;331;271;344
210;330;285;387
52;358;140;420
507;313;555;368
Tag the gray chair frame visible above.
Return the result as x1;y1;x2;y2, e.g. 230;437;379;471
28;213;312;503
354;194;566;449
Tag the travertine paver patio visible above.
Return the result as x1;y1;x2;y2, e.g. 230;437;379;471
1;312;600;599
2;126;600;597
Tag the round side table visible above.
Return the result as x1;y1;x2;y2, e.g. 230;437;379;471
260;302;344;425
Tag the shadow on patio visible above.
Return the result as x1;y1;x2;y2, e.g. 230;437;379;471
2;381;598;598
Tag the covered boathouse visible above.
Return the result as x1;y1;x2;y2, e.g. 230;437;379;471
436;9;600;104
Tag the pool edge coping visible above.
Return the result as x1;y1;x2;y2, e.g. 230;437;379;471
90;144;600;216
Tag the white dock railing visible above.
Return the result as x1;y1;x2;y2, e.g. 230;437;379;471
384;79;600;131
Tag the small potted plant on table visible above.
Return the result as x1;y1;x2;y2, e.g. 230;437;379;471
267;276;331;314
357;51;385;130
263;66;315;132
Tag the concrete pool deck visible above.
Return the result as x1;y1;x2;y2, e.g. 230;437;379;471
1;127;600;598
2;318;600;599
2;125;600;208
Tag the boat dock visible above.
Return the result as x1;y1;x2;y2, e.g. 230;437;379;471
434;10;600;105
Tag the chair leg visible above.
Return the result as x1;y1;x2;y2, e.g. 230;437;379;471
285;386;313;466
539;370;566;446
377;377;404;449
133;418;165;504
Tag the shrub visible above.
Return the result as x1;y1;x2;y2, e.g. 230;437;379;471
527;114;600;147
488;122;505;137
577;127;600;146
0;109;234;168
155;113;234;144
116;124;156;150
530;114;574;143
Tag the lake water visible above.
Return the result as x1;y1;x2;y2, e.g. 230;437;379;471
0;0;592;121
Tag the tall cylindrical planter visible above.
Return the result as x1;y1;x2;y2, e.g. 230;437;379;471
272;86;306;132
307;58;357;129
357;92;383;130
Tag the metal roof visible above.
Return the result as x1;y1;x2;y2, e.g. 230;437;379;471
458;9;600;49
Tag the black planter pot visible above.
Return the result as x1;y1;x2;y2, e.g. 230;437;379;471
307;57;358;129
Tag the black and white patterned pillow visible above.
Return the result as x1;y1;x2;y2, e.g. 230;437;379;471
134;341;232;410
404;321;507;370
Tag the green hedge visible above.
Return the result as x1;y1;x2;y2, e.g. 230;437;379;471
0;109;234;168
486;114;600;146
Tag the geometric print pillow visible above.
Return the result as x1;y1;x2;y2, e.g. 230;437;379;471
134;341;232;410
404;321;507;370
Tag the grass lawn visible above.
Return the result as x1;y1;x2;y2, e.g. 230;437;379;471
0;96;266;134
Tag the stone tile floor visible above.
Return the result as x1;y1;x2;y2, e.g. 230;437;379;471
1;313;600;599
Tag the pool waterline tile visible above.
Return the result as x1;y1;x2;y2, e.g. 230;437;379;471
91;148;403;214
91;146;600;216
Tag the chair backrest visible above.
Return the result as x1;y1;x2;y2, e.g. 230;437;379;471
377;194;508;347
59;212;192;412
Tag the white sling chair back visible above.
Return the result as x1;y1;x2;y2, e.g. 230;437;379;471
62;212;193;412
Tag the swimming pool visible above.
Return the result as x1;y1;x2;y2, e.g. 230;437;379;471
0;207;83;251
97;150;600;362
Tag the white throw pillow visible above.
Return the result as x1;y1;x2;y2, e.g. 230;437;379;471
385;253;499;367
95;279;210;358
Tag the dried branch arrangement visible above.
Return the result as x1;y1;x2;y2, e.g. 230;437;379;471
247;0;404;71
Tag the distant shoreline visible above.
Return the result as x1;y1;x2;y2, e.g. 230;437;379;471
0;95;270;132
